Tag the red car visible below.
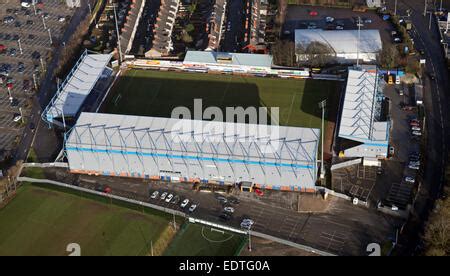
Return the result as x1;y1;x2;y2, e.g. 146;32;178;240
255;189;264;197
309;11;318;16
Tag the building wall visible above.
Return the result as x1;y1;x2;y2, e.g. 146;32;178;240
296;52;378;64
341;143;388;159
66;147;318;190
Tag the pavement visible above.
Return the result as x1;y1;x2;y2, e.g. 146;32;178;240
36;166;403;256
384;0;450;255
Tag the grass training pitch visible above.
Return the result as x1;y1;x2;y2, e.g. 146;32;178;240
103;70;341;129
0;184;174;256
164;223;246;256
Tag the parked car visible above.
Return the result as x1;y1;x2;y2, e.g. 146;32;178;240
408;164;420;170
412;130;422;136
240;219;254;229
22;80;31;92
180;199;189;208
160;192;168;200
389;146;395;156
254;189;264;196
165;193;173;203
309;10;318;16
170;195;180;204
150;190;159;199
219;213;232;221
405;176;415;184
325;16;334;23
224;207;235;213
13;114;22;122
411;126;421;131
217;196;227;204
188;204;197;213
227;197;240;205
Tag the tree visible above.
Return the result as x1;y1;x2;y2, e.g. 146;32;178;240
295;41;336;67
181;32;193;44
185;23;195;33
378;44;400;69
271;39;296;67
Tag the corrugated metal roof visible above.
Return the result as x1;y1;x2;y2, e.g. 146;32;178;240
295;29;382;54
184;51;273;68
66;113;319;188
338;69;387;143
45;51;112;120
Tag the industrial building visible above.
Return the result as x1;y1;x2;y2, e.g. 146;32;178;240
337;68;390;163
295;29;382;64
42;50;112;128
65;113;320;191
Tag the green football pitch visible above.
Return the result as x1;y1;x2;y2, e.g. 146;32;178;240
103;70;341;129
0;184;173;256
164;223;246;256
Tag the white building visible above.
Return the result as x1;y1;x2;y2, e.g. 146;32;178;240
66;113;320;191
338;69;390;163
295;29;382;64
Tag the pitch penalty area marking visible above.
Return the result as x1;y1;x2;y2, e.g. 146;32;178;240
200;226;234;243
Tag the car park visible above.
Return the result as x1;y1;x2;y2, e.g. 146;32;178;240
180;199;189;208
165;193;173;203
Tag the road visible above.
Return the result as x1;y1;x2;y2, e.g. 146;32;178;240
386;0;449;255
12;1;91;163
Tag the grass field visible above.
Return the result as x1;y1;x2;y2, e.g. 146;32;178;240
0;184;174;256
103;70;341;129
164;223;246;256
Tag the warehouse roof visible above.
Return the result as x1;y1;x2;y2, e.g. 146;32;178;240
295;29;382;54
338;69;387;143
44;51;112;121
184;51;273;68
66;113;320;188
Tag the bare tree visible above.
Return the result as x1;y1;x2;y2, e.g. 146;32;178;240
377;44;400;69
296;41;336;67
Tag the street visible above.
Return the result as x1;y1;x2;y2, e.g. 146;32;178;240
386;0;450;255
